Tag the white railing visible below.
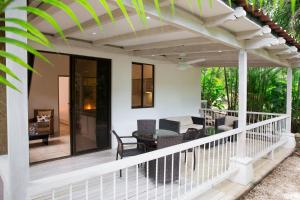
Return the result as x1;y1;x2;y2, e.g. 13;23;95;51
245;115;287;160
199;108;283;127
29;114;288;200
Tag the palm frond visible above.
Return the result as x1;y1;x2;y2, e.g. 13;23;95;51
75;0;102;30
0;75;19;92
116;0;135;31
0;37;49;63
40;0;83;31
0;18;50;46
16;6;66;40
0;50;37;73
99;0;115;22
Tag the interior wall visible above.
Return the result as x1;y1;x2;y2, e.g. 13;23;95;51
29;53;70;135
58;77;70;125
33;42;201;147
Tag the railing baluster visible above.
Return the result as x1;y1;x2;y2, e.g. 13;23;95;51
52;190;55;200
155;159;158;200
126;168;129;200
113;172;116;200
191;147;194;190
136;165;139;200
217;139;220;176
178;153;182;199
100;176;103;200
171;154;174;200
211;141;215;179
202;144;205;184
163;156;166;200
85;180;89;200
69;185;72;200
184;150;188;193
146;161;149;200
197;146;201;185
207;143;211;181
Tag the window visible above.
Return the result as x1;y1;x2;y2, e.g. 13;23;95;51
132;63;154;108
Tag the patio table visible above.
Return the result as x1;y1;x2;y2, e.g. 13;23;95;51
132;129;178;142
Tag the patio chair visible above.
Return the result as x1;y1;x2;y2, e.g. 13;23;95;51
137;119;156;134
137;119;157;149
182;128;205;170
148;134;183;183
111;130;146;177
215;116;238;133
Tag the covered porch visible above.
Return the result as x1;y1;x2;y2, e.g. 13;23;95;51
1;0;300;199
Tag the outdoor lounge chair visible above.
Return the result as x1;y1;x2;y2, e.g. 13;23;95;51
112;130;146;177
159;116;206;134
215;116;238;133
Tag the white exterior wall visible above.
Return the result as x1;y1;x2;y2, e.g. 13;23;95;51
33;42;201;148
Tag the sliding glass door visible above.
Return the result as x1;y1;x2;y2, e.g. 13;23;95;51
71;56;111;154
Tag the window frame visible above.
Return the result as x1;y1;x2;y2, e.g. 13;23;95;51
131;62;155;109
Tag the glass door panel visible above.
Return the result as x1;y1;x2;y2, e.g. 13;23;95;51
71;56;111;154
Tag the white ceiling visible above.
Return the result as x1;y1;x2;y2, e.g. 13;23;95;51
30;0;300;68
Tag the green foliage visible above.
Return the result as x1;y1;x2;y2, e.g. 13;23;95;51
201;68;225;109
202;67;300;132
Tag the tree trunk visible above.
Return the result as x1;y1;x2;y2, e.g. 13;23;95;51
0;18;7;155
224;67;230;109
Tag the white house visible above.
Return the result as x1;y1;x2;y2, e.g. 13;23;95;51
0;0;299;199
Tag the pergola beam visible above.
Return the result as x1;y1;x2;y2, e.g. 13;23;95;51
93;25;179;45
236;25;271;40
245;37;286;49
56;8;133;38
28;0;73;24
121;0;289;67
132;43;234;57
124;37;215;51
204;7;246;27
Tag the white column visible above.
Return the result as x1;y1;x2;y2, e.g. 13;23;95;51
230;49;253;186
284;67;296;148
286;67;292;133
237;49;247;156
5;0;29;199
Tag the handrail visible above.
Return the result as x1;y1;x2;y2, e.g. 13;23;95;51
29;128;243;196
246;115;288;130
199;108;284;116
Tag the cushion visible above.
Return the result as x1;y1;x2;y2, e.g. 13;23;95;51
167;116;193;126
37;115;50;122
218;125;233;132
225;116;238;126
180;124;203;133
29;123;37;135
37;110;52;116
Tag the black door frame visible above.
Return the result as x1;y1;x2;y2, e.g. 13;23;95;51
70;54;112;155
34;51;112;158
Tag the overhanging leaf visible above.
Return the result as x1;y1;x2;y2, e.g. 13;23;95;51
99;0;115;22
15;6;66;40
0;26;49;47
76;0;102;30
0;75;20;92
0;50;37;73
116;0;135;31
0;63;21;81
0;18;50;46
40;0;83;32
0;37;49;63
154;0;161;19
